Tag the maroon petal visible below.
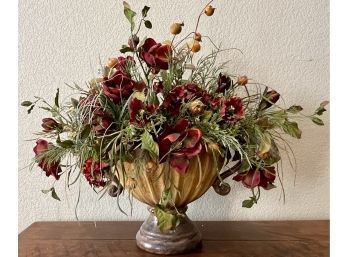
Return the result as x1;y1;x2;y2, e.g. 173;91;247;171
181;143;202;157
183;128;202;148
243;170;260;189
174;119;189;132
164;133;181;143
170;156;190;174
142;38;157;52
33;139;49;155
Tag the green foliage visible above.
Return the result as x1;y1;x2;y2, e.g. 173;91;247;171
315;101;329;116
123;1;136;31
41;187;61;201
141;130;159;158
154;206;180;232
21;101;32;107
141;6;150;17
144;20;152;29
287;105;303;114
282;120;302;139
311;116;324;126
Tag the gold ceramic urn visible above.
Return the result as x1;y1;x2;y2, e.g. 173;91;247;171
118;148;223;207
116;148;223;255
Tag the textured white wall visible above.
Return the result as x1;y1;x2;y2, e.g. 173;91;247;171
19;0;329;232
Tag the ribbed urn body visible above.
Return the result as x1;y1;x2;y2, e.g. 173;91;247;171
117;149;222;207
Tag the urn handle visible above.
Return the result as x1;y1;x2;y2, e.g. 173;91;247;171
212;161;241;196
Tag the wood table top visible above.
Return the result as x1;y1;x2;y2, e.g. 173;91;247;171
19;220;329;257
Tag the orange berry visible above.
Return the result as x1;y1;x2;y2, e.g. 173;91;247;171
191;41;201;53
237;76;249;86
204;5;215;16
194;32;202;42
170;23;183;35
106;58;118;68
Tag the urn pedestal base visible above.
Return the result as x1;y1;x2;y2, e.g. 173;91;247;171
136;207;202;255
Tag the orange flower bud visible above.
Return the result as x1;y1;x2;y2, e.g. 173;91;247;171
237;75;248;86
204;5;215;16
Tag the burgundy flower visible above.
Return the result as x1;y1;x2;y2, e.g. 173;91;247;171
220;97;244;123
233;166;276;189
83;159;109;188
114;56;135;74
41;118;60;132
140;38;171;73
201;92;221;110
158;119;202;174
259;90;280;110
128;97;157;126
101;71;138;104
33;139;61;180
161;83;203;115
92;110;113;135
216;73;232;93
153;81;164;93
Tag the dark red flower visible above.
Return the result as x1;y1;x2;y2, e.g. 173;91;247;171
233;166;276;189
216;73;232;93
161;83;204;115
83;159;109;188
92;110;113;135
128;97;157;126
41;118;60;132
101;71;138;104
114;56;135;74
140;38;171;73
259;90;280;110
158;119;202;174
153;81;164;93
220;97;244;123
33;139;61;180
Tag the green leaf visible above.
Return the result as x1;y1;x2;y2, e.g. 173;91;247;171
144;20;152;29
154;206;177;232
287;105;303;114
258;132;272;155
123;1;136;31
141;6;150;17
80;125;91;140
54;88;60;107
159;190;171;207
71;98;79;108
27;105;35;114
141;130;159;158
242;199;255;208
320;101;329;107
120;45;134;54
315;101;329;116
21;101;32;107
265;183;277;190
282;120;302;139
58;140;74;148
311;116;324;126
41;188;53;194
239;159;251;173
51;188;61;201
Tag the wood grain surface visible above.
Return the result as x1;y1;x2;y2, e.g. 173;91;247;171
19;221;329;257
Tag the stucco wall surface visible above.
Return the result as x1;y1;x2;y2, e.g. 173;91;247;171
19;0;329;232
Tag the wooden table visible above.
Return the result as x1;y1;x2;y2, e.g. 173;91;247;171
19;221;329;257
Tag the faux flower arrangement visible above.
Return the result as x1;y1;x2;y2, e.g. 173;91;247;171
22;1;327;232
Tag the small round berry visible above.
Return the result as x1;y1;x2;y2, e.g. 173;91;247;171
204;5;215;16
194;32;202;42
106;58;118;68
237;75;248;86
170;23;183;35
191;41;201;53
